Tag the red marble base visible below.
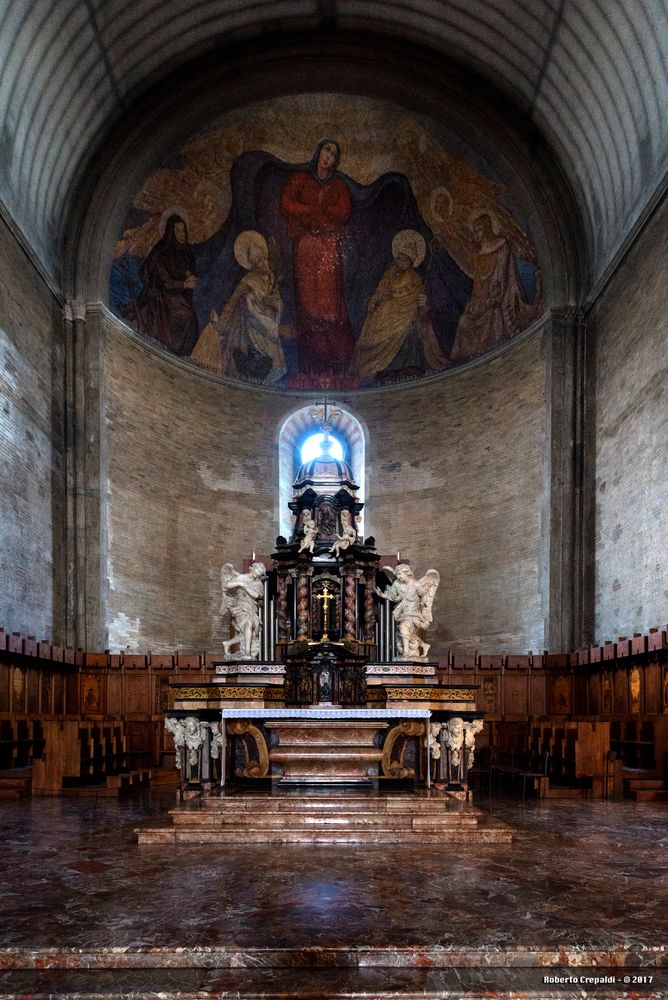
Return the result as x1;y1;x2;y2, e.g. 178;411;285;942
137;788;514;845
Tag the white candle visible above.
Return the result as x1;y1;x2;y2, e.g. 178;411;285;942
397;551;401;562
252;550;256;562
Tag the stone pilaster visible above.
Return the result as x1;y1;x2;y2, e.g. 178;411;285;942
63;301;109;650
542;306;588;652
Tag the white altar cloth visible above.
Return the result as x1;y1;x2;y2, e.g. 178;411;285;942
221;708;431;719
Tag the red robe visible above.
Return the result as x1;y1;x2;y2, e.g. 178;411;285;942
281;171;354;372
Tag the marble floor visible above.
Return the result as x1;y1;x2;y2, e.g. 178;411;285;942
0;786;667;997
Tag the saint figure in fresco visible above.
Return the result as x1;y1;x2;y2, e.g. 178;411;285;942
354;229;448;383
191;230;286;383
191;141;472;385
448;211;541;360
129;214;199;355
280;139;354;374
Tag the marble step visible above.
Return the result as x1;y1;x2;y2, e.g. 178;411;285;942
168;811;480;830
202;793;474;812
138;809;513;844
158;824;513;844
136;787;514;844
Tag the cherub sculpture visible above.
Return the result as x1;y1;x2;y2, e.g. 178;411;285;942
220;561;266;660
165;717;186;770
183;716;207;767
298;508;318;554
376;563;440;661
442;716;465;770
208;721;225;761
329;509;358;558
463;719;484;770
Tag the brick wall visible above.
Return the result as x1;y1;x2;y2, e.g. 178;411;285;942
590;193;668;642
346;329;549;655
104;318;549;656
104;321;289;652
0;217;66;640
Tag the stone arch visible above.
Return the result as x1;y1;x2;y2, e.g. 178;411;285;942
278;404;366;540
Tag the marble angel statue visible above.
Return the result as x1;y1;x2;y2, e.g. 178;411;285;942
298;508;318;554
220;561;266;660
329;509;358;557
376;563;440;661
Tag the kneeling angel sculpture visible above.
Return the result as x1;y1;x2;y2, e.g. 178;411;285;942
220;561;266;660
376;563;440;661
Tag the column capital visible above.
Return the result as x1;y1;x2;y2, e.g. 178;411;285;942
64;299;87;323
548;305;584;326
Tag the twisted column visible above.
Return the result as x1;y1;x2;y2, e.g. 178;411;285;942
276;572;289;642
296;569;310;640
364;569;376;643
344;572;356;639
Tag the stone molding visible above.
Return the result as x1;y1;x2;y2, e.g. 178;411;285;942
64;300;87;323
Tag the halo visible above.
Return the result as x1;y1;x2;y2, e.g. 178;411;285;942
391;229;426;267
234;230;268;270
309;128;348;163
395;117;427;155
430;185;453;223
159;206;190;235
468;207;501;234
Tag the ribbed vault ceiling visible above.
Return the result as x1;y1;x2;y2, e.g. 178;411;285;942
1;0;666;289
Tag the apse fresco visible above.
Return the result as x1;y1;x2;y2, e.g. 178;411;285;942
109;95;543;389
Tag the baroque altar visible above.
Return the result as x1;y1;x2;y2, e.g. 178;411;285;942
165;411;484;793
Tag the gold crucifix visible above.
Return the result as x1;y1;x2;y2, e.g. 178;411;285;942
315;586;335;643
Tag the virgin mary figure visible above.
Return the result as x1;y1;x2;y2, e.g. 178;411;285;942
192;139;472;382
280;139;354;375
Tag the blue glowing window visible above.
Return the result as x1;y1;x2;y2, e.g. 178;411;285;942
300;432;344;463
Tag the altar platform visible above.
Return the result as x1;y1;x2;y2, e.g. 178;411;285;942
136;785;514;845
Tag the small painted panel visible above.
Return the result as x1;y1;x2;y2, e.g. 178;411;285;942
110;95;543;389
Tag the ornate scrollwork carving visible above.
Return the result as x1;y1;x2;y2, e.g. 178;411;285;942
381;721;423;778
228;720;269;778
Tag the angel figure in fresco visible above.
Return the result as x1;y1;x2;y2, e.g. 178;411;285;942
191;231;286;383
298;508;318;554
220;561;266;660
427;190;542;360
376;564;440;662
449;210;542;359
354;230;448;383
329;509;358;557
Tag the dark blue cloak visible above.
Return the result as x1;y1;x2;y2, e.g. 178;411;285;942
192;150;472;359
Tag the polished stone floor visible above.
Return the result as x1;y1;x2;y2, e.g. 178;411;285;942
0;786;667;996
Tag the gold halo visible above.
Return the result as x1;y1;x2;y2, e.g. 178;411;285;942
308;127;348;163
159;206;190;236
234;230;268;270
391;229;426;267
395;117;427;155
468;207;501;234
429;186;454;223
